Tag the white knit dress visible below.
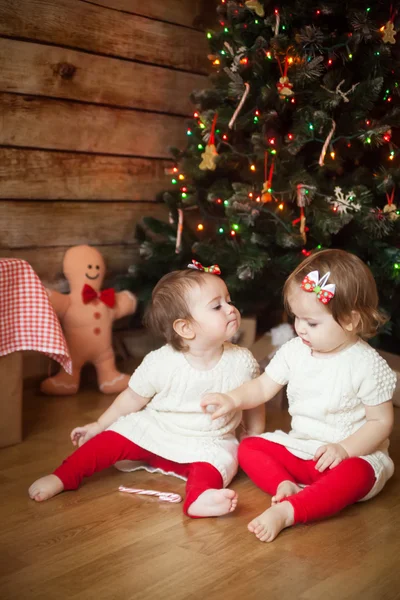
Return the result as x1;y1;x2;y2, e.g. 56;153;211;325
260;337;397;500
108;343;260;486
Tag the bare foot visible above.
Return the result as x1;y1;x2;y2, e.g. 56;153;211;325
188;488;238;517
28;475;64;502
248;501;294;542
271;480;301;504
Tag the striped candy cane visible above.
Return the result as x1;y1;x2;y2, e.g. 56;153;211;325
119;486;182;503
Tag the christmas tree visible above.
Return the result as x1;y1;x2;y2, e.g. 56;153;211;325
126;0;400;349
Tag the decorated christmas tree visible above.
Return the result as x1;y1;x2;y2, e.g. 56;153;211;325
126;0;400;349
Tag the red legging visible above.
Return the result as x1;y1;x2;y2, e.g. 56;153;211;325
53;431;223;517
238;437;376;524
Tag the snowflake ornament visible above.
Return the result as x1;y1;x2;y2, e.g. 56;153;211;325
330;187;361;214
230;46;248;73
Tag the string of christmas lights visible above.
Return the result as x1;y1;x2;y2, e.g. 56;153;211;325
163;1;400;275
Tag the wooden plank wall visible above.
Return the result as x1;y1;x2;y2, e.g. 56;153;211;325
0;0;212;284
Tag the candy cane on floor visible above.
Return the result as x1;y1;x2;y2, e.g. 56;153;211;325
119;486;182;503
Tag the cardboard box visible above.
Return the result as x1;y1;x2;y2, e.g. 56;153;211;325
115;328;163;359
234;316;257;349
0;352;22;448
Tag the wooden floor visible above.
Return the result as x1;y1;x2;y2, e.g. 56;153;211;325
1;370;400;600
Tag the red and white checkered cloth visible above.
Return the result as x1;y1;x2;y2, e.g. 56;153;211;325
0;259;72;373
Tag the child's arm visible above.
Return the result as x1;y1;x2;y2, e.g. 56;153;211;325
201;372;284;419
97;387;150;429
71;387;150;447
314;401;394;472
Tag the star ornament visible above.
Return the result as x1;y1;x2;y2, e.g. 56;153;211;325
245;0;265;17
382;21;396;44
199;144;218;171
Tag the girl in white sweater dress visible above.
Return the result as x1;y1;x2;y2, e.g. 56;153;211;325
29;263;261;518
202;249;397;540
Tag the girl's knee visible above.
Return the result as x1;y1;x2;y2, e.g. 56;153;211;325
333;457;376;499
342;456;373;472
346;457;375;483
238;436;267;465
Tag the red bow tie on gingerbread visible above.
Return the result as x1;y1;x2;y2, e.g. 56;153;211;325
82;284;116;308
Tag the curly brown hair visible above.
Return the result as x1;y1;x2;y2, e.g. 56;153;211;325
283;249;387;339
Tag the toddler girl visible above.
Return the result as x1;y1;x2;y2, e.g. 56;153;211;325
29;262;263;518
202;249;397;539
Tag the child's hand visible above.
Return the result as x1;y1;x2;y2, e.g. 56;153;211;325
70;422;103;447
201;393;236;419
314;443;349;472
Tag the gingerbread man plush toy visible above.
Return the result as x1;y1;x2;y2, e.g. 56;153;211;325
41;245;137;395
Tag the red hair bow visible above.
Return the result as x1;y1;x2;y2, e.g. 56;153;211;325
82;284;115;308
188;259;221;275
300;271;335;305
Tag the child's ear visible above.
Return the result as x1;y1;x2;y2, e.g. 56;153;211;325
173;318;195;341
343;310;361;332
